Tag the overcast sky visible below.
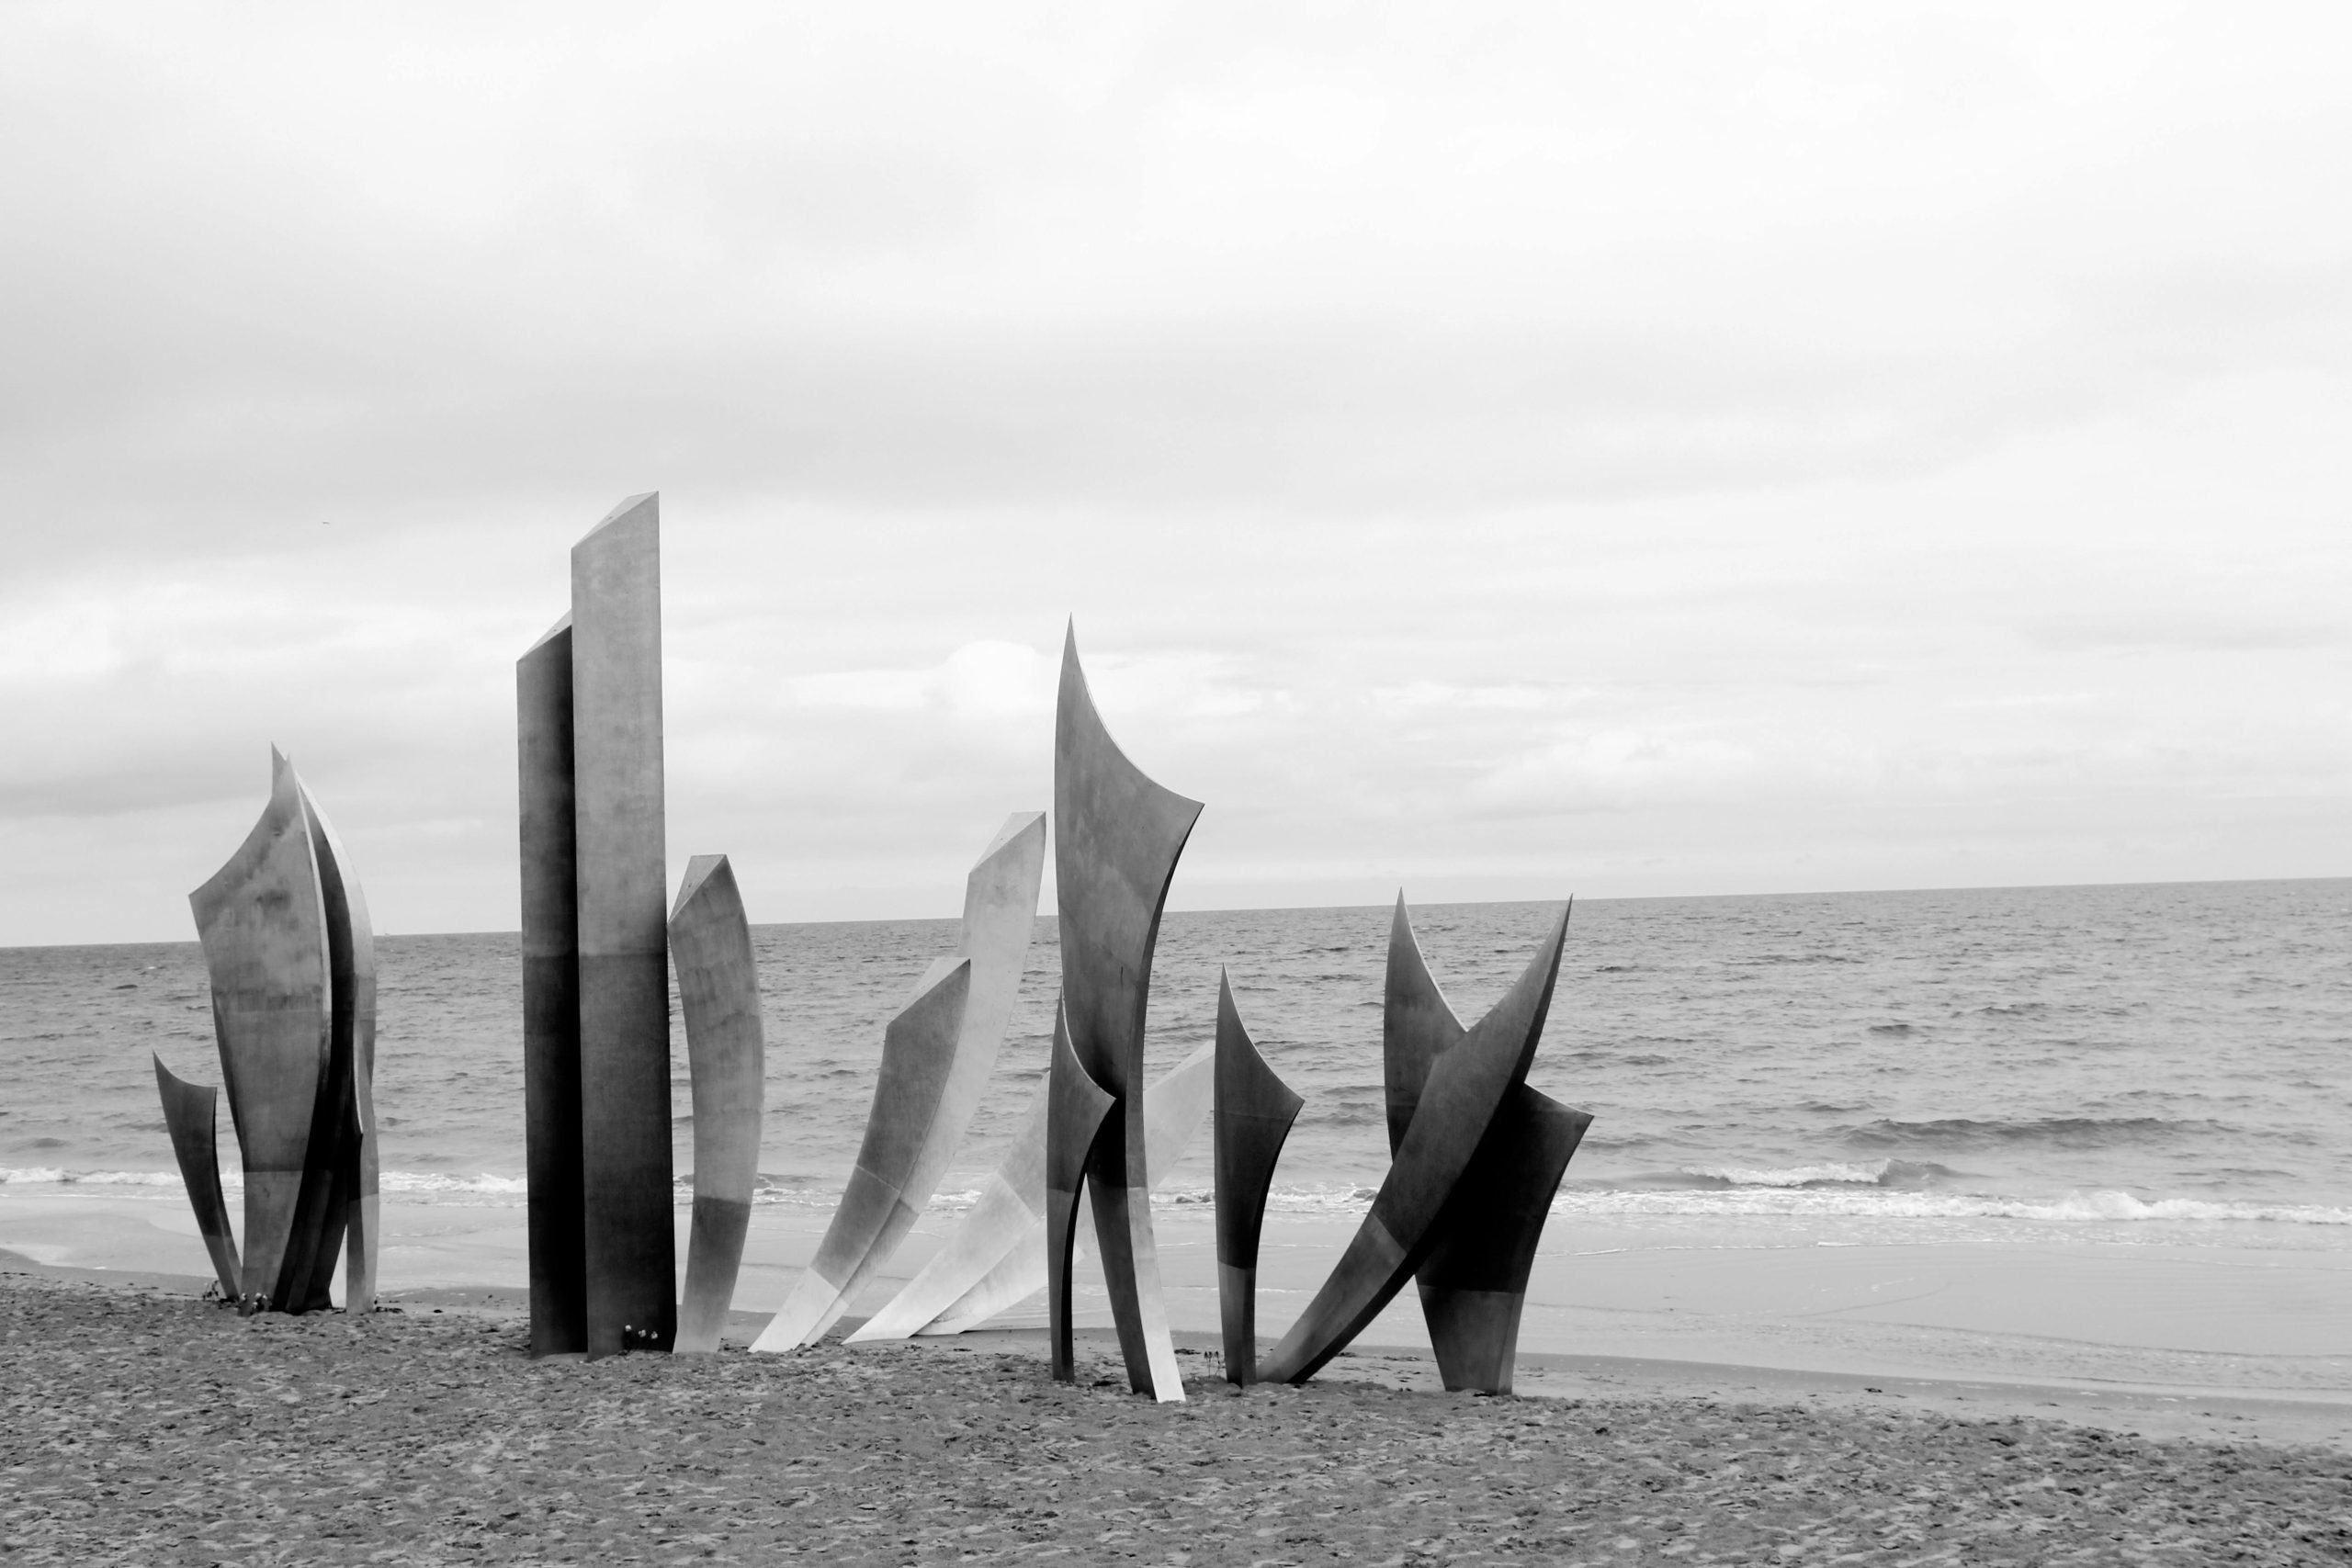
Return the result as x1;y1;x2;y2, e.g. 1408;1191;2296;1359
4;2;2347;945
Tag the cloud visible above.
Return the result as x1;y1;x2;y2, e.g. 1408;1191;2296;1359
1;2;2350;940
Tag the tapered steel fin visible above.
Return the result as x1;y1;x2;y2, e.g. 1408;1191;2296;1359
1385;896;1590;1391
288;777;376;1314
1384;894;1464;1155
670;854;764;1354
1417;1085;1590;1393
754;812;1044;1351
1214;971;1303;1385
1053;624;1200;1402
153;1055;240;1300
1259;905;1571;1385
849;1042;1215;1342
190;747;332;1315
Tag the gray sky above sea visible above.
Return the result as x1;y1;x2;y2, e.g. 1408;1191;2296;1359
2;3;2347;946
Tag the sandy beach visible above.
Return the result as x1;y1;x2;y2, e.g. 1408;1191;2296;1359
6;1258;2350;1566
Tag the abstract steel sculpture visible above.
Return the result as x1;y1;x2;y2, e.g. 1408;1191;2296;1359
153;1056;241;1300
180;747;379;1315
1045;1001;1115;1383
754;812;1046;1351
1212;972;1302;1385
669;855;764;1354
1385;898;1589;1394
848;1041;1215;1342
1257;906;1571;1385
1050;626;1200;1401
304;773;380;1314
520;492;675;1358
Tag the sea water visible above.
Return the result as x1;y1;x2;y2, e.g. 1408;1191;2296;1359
4;879;2348;1268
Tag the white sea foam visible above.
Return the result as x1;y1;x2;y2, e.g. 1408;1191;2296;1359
379;1171;529;1197
1679;1161;1895;1188
0;1167;182;1187
1548;1187;2352;1225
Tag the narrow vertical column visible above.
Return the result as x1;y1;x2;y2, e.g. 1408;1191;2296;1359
518;614;585;1356
571;492;674;1357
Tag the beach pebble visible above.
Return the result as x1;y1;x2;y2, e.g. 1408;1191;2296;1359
2;1273;2347;1566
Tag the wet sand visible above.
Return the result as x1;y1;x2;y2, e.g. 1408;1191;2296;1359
5;1261;2351;1566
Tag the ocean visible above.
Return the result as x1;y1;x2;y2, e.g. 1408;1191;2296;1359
4;879;2348;1268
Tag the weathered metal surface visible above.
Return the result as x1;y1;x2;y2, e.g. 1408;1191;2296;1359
190;747;331;1314
1213;971;1303;1385
153;1055;240;1300
749;959;972;1352
517;613;586;1357
892;1041;1213;1339
1054;625;1199;1401
755;812;1044;1349
1045;998;1115;1383
1418;1086;1589;1393
1258;907;1570;1384
571;493;674;1357
1385;897;1591;1393
669;854;764;1355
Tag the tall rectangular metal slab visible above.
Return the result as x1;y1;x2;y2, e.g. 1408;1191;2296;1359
571;493;674;1357
519;614;586;1356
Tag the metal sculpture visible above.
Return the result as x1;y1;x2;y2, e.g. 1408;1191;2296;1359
751;959;971;1350
517;613;585;1357
1386;898;1589;1393
1212;972;1302;1385
754;812;1046;1350
520;493;674;1358
301;776;379;1314
180;747;378;1315
847;1041;1215;1343
1416;1085;1589;1393
1257;906;1570;1385
669;855;765;1354
1051;625;1200;1401
153;1056;240;1299
189;746;328;1314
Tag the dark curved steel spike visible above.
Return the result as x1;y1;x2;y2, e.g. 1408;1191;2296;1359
153;1055;241;1300
1213;970;1304;1385
1385;895;1594;1392
1046;996;1116;1384
1384;894;1464;1157
1259;904;1571;1385
1053;624;1202;1402
1418;1086;1591;1393
272;774;378;1315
